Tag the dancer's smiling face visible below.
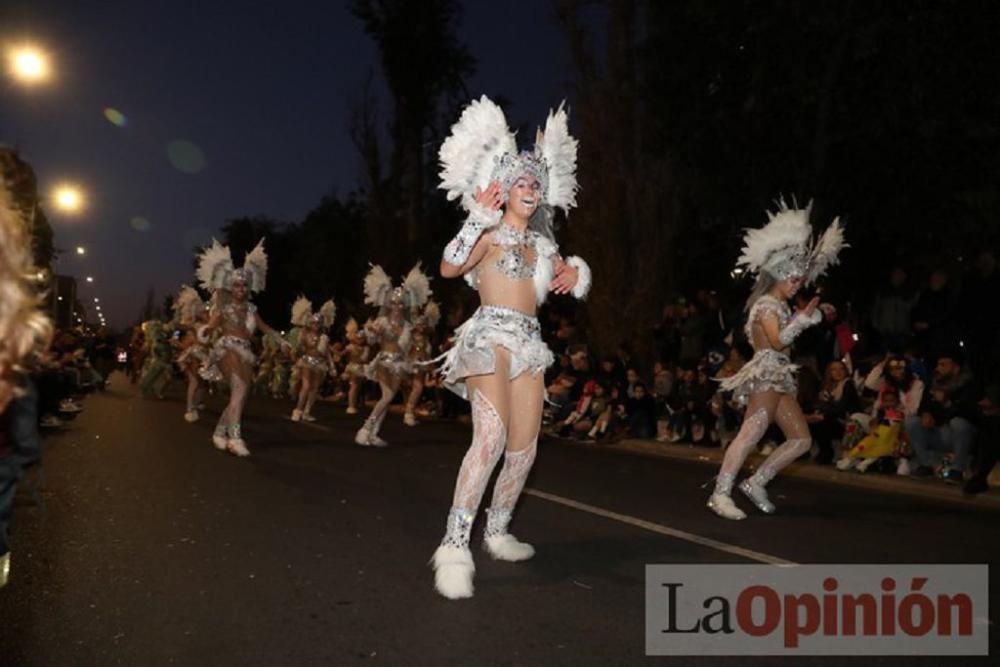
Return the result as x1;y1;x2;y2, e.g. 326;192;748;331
775;276;803;300
231;280;248;302
505;175;541;221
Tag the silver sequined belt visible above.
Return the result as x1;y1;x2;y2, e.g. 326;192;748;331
474;305;540;335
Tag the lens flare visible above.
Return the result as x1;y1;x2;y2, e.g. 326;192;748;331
103;107;128;127
129;216;152;232
166;140;206;174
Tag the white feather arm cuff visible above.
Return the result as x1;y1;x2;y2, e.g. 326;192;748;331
566;256;592;300
442;204;502;266
778;308;822;346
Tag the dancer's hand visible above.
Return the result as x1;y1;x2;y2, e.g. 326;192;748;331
802;296;821;317
549;259;579;295
473;181;503;211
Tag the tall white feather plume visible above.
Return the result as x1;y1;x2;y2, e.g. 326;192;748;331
363;265;392;308
736;201;812;274
422;300;441;329
317;299;337;329
196;239;234;291
808;217;847;284
173;285;204;326
402;262;432;309
438;95;517;212
242;239;268;292
290;295;312;326
535;102;579;212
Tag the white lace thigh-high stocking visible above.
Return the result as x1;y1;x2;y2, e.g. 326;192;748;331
432;390;507;599
484;441;537;561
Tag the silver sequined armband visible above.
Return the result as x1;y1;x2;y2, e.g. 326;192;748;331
442;205;501;266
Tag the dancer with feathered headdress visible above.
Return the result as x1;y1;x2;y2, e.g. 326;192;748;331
172;285;211;422
289;296;336;423
196;239;291;456
341;317;370;415
708;199;846;520
401;300;441;426
354;263;432;446
429;96;592;599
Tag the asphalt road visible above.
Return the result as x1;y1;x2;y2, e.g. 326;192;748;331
1;375;996;666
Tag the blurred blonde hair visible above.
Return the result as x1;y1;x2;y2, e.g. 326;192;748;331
0;182;52;403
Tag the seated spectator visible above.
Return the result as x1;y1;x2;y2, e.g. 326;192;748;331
624;382;657;439
905;352;979;482
559;380;598;437
595;355;624;393
837;388;907;472
963;384;1000;495
807;359;860;464
652;359;674;412
624;367;641;399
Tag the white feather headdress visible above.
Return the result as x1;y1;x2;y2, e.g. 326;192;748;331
291;295;336;329
363;262;432;313
421;300;441;329
172;285;205;326
196;238;268;292
438;95;579;215
736;199;846;284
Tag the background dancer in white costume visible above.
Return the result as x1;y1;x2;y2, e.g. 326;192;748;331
708;201;845;519
172;285;211;422
402;300;440;426
430;96;592;599
196;239;291;457
288;296;336;423
354;264;432;447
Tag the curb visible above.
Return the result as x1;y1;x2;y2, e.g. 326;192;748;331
546;434;1000;511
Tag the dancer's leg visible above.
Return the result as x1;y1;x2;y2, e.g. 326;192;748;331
433;348;511;599
217;352;252;456
347;378;360;413
303;369;322;420
356;371;400;445
484;370;543;561
404;375;424;425
708;391;780;519
740;393;811;513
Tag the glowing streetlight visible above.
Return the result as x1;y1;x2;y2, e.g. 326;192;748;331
54;185;85;213
86;276;94;283
6;44;51;84
76;246;86;255
93;297;99;303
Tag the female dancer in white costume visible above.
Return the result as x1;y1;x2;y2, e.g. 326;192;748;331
173;285;211;422
196;239;291;457
430;96;592;599
289;296;336;423
708;201;845;519
354;264;432;447
402;300;440;426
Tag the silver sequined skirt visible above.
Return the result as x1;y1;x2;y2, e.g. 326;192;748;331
199;335;256;383
718;349;797;405
296;354;329;375
365;351;412;381
435;305;554;400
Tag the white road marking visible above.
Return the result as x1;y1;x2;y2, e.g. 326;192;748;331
524;488;797;566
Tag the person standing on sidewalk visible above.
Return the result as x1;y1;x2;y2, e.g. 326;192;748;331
709;200;846;520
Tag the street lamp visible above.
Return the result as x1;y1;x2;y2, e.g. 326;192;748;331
5;44;51;85
76;246;86;256
53;185;85;214
86;276;94;283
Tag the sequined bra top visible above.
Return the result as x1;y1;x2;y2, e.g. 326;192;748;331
746;295;791;352
220;302;257;336
466;223;559;313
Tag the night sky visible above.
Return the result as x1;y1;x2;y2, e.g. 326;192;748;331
0;1;573;328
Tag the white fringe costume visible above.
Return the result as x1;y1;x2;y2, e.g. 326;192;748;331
430;96;592;599
173;285;211;422
354;263;432;446
289;296;335;422
708;200;846;520
195;239;289;457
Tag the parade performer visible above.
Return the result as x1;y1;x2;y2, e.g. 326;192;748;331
354;264;432;447
341;318;369;415
430;96;591;598
403;301;440;426
138;318;172;399
173;286;211;422
196;239;290;457
289;296;336;422
708;200;846;519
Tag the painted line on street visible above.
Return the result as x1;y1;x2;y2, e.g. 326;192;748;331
524;488;797;566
